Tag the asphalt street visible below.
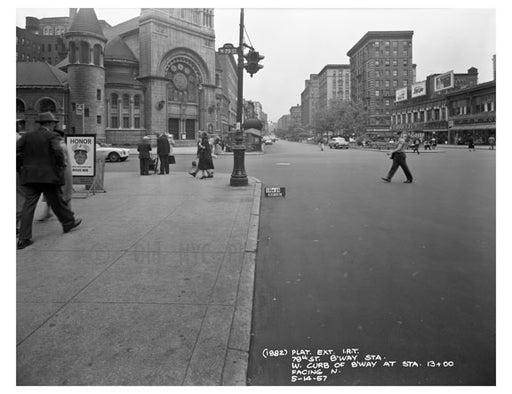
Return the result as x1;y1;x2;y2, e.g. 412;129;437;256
107;142;495;386
245;141;495;386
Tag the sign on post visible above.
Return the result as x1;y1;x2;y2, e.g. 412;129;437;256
66;134;96;177
76;103;84;115
219;43;239;55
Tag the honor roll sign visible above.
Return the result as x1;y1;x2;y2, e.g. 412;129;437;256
434;71;454;92
66;135;96;177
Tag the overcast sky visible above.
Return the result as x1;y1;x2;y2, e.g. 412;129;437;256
15;1;498;123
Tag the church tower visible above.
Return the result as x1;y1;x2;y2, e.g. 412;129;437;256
64;8;107;139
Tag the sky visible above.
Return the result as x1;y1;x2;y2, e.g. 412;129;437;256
14;1;498;123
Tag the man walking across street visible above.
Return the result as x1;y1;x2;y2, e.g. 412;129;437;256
157;132;170;175
16;112;81;250
381;132;413;184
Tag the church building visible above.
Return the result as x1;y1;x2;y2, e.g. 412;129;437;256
16;8;238;146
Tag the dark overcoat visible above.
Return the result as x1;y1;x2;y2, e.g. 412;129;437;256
137;142;152;158
16;127;65;185
157;135;170;156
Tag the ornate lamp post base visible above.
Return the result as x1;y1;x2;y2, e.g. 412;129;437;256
230;131;248;186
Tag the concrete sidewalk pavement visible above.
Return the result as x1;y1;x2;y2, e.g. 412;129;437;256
16;171;262;385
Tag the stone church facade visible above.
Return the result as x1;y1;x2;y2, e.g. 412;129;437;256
16;8;238;146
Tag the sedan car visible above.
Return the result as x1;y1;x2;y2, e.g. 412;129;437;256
96;143;130;162
328;137;349;149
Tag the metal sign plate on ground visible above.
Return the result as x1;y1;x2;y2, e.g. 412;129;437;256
264;187;286;197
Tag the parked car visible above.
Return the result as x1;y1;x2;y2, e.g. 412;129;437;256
328;137;349;149
96;143;130;162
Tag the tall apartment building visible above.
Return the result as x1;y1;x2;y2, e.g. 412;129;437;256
301;74;319;129
289;104;302;128
347;31;415;136
317;64;350;109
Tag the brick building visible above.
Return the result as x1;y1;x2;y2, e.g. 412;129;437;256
390;68;480;143
347;31;415;137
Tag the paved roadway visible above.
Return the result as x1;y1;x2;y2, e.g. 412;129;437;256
107;141;496;386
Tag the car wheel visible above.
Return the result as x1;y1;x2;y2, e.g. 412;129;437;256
108;152;120;162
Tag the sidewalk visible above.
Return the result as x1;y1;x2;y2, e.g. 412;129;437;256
16;171;262;385
128;147;265;155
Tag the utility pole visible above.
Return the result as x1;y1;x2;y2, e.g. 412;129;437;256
230;8;248;187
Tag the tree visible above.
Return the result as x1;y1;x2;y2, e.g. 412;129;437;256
312;99;369;138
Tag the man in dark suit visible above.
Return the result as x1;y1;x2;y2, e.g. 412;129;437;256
16;112;82;250
137;136;152;175
156;133;170;174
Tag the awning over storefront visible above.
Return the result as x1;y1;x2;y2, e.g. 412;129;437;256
449;123;496;131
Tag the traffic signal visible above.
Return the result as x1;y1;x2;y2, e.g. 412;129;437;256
244;50;264;77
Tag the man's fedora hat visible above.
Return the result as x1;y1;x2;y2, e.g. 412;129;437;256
36;112;60;123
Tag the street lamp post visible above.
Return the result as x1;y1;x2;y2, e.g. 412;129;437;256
230;8;249;187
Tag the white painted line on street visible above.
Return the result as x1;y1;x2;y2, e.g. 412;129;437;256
275;162;290;166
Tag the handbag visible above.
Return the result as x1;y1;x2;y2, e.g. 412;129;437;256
169;155;176;164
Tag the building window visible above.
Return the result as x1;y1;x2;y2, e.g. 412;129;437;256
93;44;102;66
38;98;56;113
375;90;380;96
376;70;380;77
403;80;408;86
375;60;380;66
375;80;380;88
393;60;398;67
385;70;390;77
385;99;390;106
111;93;118;108
69;42;77;63
375;50;380;57
393;80;398;88
134;95;140;109
80;41;90;63
47;44;52;52
134;117;141;128
122;94;130;109
123;116;130;128
97;89;101;100
403;70;408;77
393;50;398;56
16;99;25;113
385;80;390;87
403;60;408;66
385;59;390;66
393;70;398;76
97;115;102;124
111;117;118;128
84;108;89;117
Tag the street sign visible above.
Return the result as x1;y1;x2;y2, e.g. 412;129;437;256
264;187;286;198
219;43;239;55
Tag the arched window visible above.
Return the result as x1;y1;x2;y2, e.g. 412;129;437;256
69;41;77;63
80;41;90;64
111;93;118;109
39;99;56;113
93;44;102;66
16;99;25;113
122;94;130;110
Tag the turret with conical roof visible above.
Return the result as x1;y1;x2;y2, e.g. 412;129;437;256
64;8;107;138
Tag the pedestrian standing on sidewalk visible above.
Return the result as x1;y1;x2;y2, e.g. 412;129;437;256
488;136;495;150
157;132;170;175
16;112;81;250
468;137;475;152
381;132;413;184
197;131;214;179
38;126;73;221
137;136;152;175
319;138;324;151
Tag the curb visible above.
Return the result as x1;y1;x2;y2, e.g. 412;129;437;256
223;177;261;385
